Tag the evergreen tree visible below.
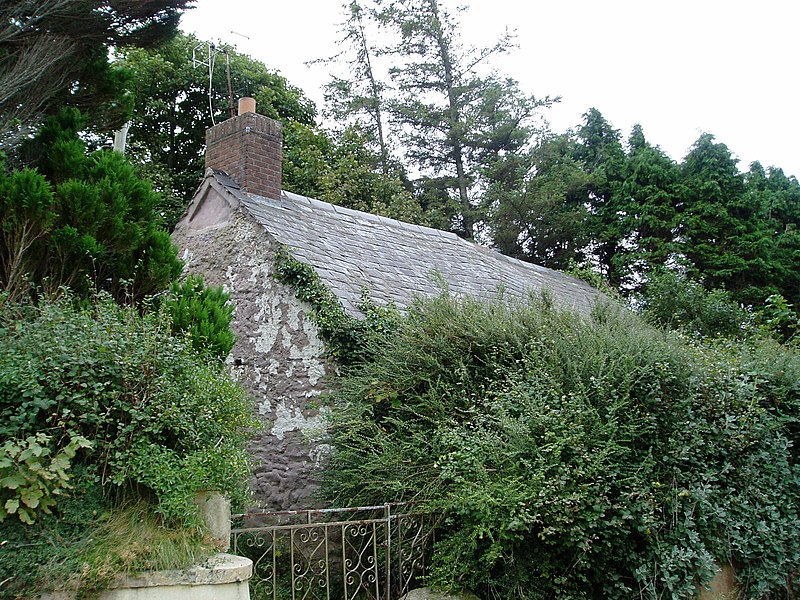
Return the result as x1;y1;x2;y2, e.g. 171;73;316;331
324;1;393;185
615;124;684;288
742;162;800;306
164;274;235;361
487;134;590;269
571;108;628;285
0;109;182;302
375;0;550;238
317;125;422;223
678;134;774;304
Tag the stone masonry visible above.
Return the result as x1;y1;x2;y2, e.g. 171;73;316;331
173;205;330;510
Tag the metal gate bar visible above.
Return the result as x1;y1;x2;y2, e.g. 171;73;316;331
231;504;429;600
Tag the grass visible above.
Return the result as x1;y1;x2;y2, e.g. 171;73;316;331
47;500;217;597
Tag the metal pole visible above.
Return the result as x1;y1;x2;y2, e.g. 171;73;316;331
225;49;235;119
385;504;392;600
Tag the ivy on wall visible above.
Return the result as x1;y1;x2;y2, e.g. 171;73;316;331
272;244;400;368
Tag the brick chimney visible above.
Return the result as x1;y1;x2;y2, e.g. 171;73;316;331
205;97;282;199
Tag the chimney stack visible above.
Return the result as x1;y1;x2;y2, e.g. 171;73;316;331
205;97;282;199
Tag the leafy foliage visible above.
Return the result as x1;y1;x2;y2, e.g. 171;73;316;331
120;32;425;229
488;135;591;269
120;33;322;228
273;245;401;368
0;432;91;524
161;274;235;361
323;0;552;239
0;293;254;524
321;291;800;598
637;269;751;338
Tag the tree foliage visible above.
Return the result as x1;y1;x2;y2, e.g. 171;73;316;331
0;108;182;302
0;0;192;145
487;107;800;312
487;134;591;269
324;0;551;238
120;32;423;228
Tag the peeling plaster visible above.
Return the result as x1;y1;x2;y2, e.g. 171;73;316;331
172;208;334;510
270;398;329;442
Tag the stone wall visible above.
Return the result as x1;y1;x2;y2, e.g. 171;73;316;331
173;204;331;510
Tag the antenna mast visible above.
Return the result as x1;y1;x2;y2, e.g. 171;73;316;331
192;34;248;123
224;48;234;119
192;41;218;125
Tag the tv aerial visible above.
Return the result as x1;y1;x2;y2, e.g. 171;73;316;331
193;33;247;125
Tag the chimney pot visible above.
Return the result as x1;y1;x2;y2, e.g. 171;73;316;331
238;97;256;115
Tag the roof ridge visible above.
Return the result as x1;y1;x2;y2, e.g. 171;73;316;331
279;190;460;240
208;168;455;241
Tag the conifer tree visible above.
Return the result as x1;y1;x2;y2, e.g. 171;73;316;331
0;109;182;301
0;0;192;144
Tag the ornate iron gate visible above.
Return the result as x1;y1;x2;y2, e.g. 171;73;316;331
231;504;431;600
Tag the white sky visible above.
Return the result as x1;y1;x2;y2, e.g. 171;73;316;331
180;0;800;178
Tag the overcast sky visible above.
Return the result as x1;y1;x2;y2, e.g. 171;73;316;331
180;0;800;178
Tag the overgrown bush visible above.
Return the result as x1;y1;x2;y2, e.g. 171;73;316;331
0;292;255;595
0;293;254;523
321;291;800;599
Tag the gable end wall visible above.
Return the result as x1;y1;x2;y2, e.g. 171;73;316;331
173;205;329;510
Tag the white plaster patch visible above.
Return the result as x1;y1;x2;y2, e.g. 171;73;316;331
253;321;282;354
305;362;325;387
310;443;333;469
288;315;327;386
248;261;272;287
270;399;329;442
287;300;301;330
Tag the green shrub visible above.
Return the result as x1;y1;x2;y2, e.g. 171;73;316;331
162;274;235;360
0;293;255;596
638;269;750;338
0;293;255;522
322;291;800;599
0;108;183;303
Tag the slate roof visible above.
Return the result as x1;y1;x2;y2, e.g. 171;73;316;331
209;170;603;316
